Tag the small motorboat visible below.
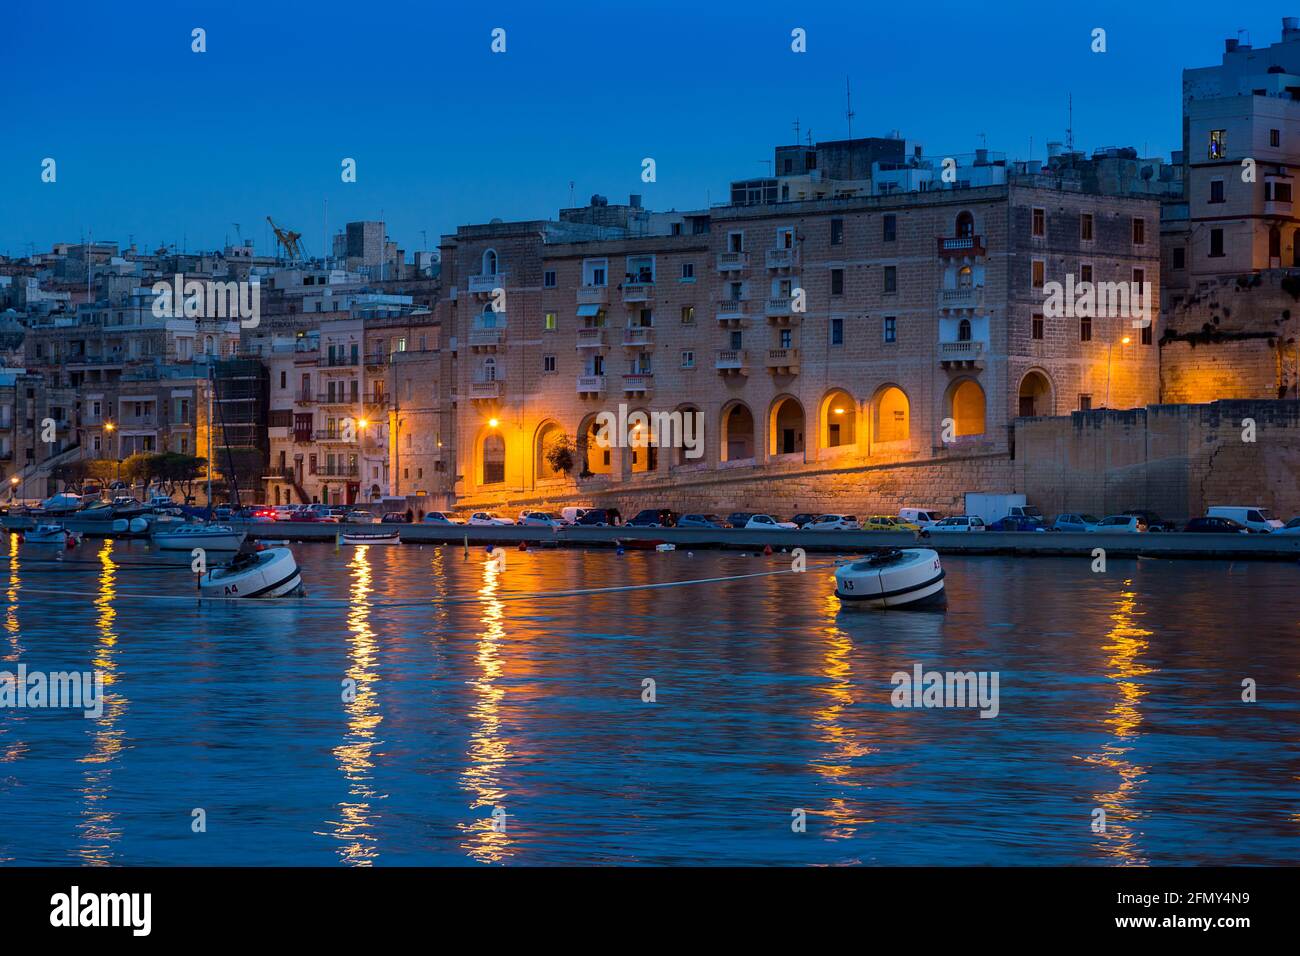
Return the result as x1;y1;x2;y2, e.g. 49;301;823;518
21;524;80;548
200;547;303;599
152;523;247;551
833;548;946;610
339;529;401;545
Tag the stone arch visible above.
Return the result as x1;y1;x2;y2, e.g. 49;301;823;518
1017;369;1054;417
672;404;703;466
626;405;656;474
872;384;910;444
577;413;612;477
956;210;975;238
720;401;755;462
481;430;506;485
768;394;805;456
534;419;566;482
947;377;987;437
819;388;857;449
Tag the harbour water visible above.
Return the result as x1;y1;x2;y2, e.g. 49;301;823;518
0;536;1296;866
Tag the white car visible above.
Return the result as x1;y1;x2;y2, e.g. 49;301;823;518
898;508;944;529
929;515;987;532
1087;515;1144;533
468;512;513;527
517;511;564;528
805;514;860;531
745;514;798;530
1274;517;1300;535
422;511;464;526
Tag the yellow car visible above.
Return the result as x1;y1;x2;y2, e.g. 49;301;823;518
863;515;921;532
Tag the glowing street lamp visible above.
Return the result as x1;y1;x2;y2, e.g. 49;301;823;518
487;418;499;429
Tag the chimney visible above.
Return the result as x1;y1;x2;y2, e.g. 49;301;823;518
628;194;642;209
1285;16;1300;38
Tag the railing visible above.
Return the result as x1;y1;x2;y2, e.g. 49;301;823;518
622;326;654;347
575;327;606;348
362;392;390;406
468;273;504;293
766;247;800;269
318;355;359;367
293;431;314;443
294;391;317;404
576;374;607;393
576;286;609;305
468;327;504;347
469;380;502;399
717;251;748;271
938;340;985;362
318;464;359;478
939;286;983;309
364;353;388;367
715;349;749;371
766;347;799;368
317;392;358;405
622;283;654;303
937;235;986;257
314;429;357;442
622;373;654;391
766;297;793;316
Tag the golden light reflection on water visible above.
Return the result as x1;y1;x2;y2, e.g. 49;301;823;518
326;545;386;865
77;540;126;865
4;531;22;661
1081;579;1154;865
806;590;876;850
456;559;514;863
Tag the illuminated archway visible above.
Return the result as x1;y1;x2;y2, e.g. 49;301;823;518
481;432;505;485
577;414;612;477
820;388;856;449
948;378;987;437
535;419;566;481
627;406;656;474
873;385;910;443
721;402;755;462
768;395;805;456
1017;369;1054;418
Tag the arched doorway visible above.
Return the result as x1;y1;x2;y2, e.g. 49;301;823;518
721;402;755;462
873;386;910;443
627;407;656;474
769;396;805;456
1017;370;1053;418
535;420;566;481
949;379;987;436
673;405;703;466
821;389;856;449
481;432;505;485
578;415;612;477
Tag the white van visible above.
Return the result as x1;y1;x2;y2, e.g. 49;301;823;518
1206;506;1283;533
899;508;944;528
559;507;592;526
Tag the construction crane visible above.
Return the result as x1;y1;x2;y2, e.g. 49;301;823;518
266;216;305;261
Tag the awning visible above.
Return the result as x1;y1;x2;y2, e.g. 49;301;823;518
576;304;602;317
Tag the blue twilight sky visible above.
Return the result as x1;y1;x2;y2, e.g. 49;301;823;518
0;0;1289;258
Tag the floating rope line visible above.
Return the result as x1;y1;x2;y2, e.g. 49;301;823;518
3;560;843;609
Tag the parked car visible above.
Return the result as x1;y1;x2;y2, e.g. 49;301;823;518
289;509;320;522
788;513;819;529
929;515;987;532
576;508;621;527
345;510;379;524
989;515;1048;532
422;511;463;526
863;515;920;532
1088;515;1146;533
272;505;301;521
1121;509;1176;532
559;507;593;526
238;506;276;523
517;510;564;528
805;514;860;531
468;512;513;526
307;504;343;524
381;511;412;524
626;508;678;528
1183;516;1250;534
677;513;728;528
1274;517;1300;535
1206;505;1284;533
726;512;756;529
1052;513;1101;533
744;514;798;530
898;508;945;529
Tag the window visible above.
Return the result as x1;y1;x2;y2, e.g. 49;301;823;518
1173;247;1186;270
279;370;287;389
680;305;695;324
728;231;744;253
1032;260;1045;289
1080;213;1094;242
1209;228;1225;258
583;258;608;286
1209;179;1224;203
830;269;844;295
1271;128;1281;148
883;317;897;343
957;319;971;341
1032;313;1044;340
1080;263;1093;284
883;265;897;293
729;330;743;349
543;270;557;288
627;255;655;284
544;311;557;331
779;328;792;348
1140;323;1152;345
543;355;556;373
1132;218;1145;245
1032;207;1046;237
1133;268;1145;286
882;215;896;242
681;262;695;280
830;218;844;245
831;318;844;345
1080;315;1092;341
1266;180;1293;202
1208;129;1227;159
1078;394;1092;411
681;350;695;368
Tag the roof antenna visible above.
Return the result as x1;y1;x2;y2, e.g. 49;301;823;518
845;76;855;179
1067;93;1074;152
793;117;801;145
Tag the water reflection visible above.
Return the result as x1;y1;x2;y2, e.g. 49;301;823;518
456;559;514;863
325;545;386;865
1081;578;1153;865
77;540;126;865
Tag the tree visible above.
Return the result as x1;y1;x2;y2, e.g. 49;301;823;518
544;432;577;476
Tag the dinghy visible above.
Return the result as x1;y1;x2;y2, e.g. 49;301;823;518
833;548;946;610
200;547;303;598
339;529;401;545
22;524;79;547
152;523;246;551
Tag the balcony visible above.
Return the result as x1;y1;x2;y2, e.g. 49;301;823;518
362;392;390;408
576;374;607;395
314;429;357;443
469;380;502;400
622;326;654;348
622;373;654;394
318;355;359;368
716;299;747;326
364;353;388;368
715;349;749;375
766;347;800;374
622;283;654;304
468;325;505;349
939;286;983;311
468;273;504;294
766;296;793;318
318;393;358;406
293;430;314;444
576;285;609;306
716;251;749;271
318;463;360;479
575;327;607;349
937;235;986;258
938;340;985;369
766;247;800;269
1264;198;1293;217
295;391;317;404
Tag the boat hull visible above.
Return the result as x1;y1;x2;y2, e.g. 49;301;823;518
834;548;946;610
200;547;302;599
153;528;247;551
340;532;401;545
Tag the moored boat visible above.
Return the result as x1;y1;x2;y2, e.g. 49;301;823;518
833;548;946;610
21;524;80;547
152;524;247;551
339;529;401;545
200;547;303;598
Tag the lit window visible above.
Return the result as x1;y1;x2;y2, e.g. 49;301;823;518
1209;129;1227;159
